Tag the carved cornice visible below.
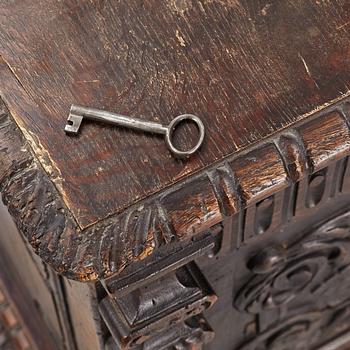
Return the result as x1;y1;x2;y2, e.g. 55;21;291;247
1;95;350;281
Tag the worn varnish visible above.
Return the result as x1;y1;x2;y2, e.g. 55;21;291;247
2;90;350;281
4;3;350;348
2;1;350;282
1;0;350;228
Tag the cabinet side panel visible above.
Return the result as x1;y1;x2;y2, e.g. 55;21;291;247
63;279;105;350
0;200;65;349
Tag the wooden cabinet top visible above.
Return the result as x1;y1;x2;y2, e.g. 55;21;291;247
1;0;350;281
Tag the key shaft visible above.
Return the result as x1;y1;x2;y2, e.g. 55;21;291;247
65;105;167;135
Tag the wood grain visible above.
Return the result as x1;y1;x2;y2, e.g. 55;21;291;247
160;176;222;238
2;90;350;281
63;279;104;350
298;111;350;171
1;0;350;228
0;241;58;350
229;144;287;205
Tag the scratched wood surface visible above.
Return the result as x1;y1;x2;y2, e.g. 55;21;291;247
1;0;350;228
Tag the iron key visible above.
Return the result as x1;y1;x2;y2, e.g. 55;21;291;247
65;105;205;158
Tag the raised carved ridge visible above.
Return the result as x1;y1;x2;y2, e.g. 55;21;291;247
2;94;350;281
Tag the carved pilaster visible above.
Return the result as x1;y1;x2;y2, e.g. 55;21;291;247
100;263;216;349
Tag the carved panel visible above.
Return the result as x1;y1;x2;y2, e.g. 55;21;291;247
234;211;350;350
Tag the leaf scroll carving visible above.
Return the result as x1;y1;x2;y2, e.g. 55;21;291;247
234;211;350;350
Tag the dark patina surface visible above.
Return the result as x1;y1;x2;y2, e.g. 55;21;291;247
1;0;350;228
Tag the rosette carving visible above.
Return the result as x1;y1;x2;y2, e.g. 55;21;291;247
235;211;350;350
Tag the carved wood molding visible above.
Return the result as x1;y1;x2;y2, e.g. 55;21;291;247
1;94;350;281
